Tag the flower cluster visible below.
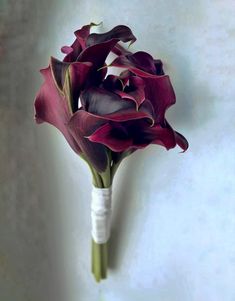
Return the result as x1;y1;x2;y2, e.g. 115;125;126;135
34;23;188;173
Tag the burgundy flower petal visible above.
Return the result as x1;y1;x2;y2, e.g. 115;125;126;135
76;39;120;85
144;125;177;150
34;66;81;154
50;57;93;113
111;43;132;56
102;74;123;91
50;56;69;91
104;100;154;123
80;87;131;114
88;123;133;152
62;38;82;63
61;46;74;55
146;120;188;152
154;59;164;75
77;29;136;85
88;119;153;152
110;52;174;124
68;110;108;172
115;76;146;108
109;51;157;77
86;25;136;47
64;25;136;70
143;75;176;123
78;38;118;69
119;70;131;87
174;131;189;152
64;61;93;112
80;87;155;123
75;22;101;49
102;71;130;91
101;119;183;152
114;90;135;101
61;23;101;62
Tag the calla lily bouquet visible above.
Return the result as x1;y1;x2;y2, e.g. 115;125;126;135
34;23;188;282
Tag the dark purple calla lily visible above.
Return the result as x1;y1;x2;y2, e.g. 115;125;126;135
86;25;136;47
34;23;188;173
113;76;146;109
80;87;155;123
50;57;93;112
109;51;157;77
87;121;178;152
143;75;176;124
34;66;81;154
68;110;108;171
61;22;100;61
87;115;186;153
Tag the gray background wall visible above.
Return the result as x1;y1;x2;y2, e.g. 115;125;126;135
1;1;235;300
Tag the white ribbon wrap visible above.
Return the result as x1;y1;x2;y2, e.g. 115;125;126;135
91;186;112;244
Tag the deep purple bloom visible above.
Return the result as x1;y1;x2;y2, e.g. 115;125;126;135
34;23;188;172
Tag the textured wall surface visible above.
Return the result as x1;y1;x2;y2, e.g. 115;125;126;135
1;1;235;300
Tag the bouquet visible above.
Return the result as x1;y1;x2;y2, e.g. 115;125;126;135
34;23;188;282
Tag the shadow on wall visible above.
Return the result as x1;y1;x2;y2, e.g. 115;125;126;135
0;0;77;300
166;52;215;130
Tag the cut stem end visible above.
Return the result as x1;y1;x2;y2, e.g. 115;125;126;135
92;239;108;282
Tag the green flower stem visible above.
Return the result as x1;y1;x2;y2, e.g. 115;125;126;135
91;160;111;282
92;239;108;282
